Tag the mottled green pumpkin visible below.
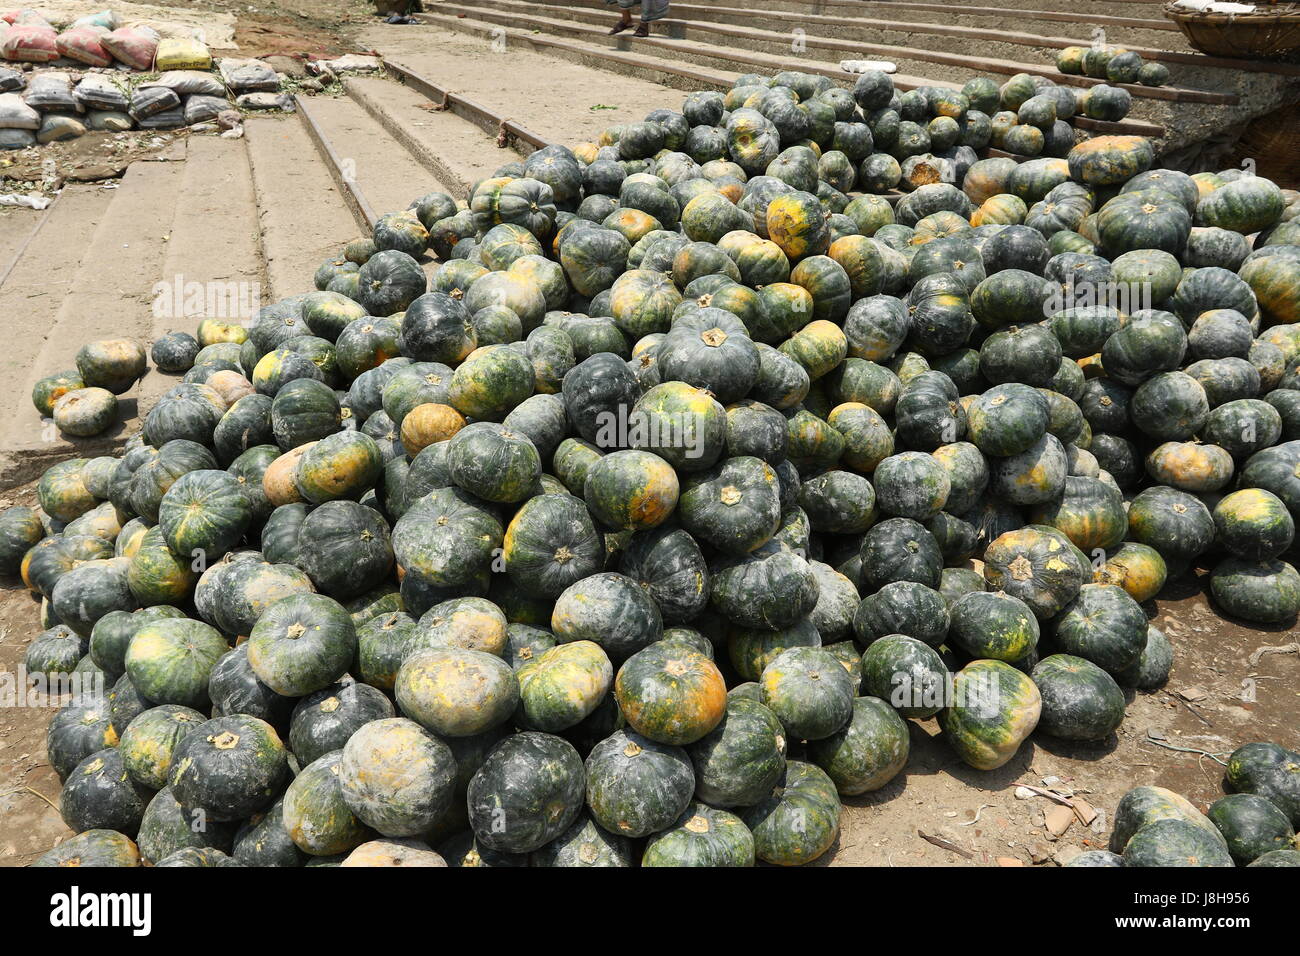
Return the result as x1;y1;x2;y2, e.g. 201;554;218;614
124;617;228;709
741;760;840;866
642;801;754;867
807;695;909;796
517;640;613;732
860;634;950;718
446;422;541;504
395;646;518;737
246;593;357;697
939;659;1041;770
118;704;206;790
1213;488;1295;561
615;641;726;746
585;728;694;838
1210;558;1300;624
467;731;584;853
168;714;289;822
283;751;373;856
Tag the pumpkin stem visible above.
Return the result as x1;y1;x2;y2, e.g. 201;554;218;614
212;731;240;750
700;327;727;347
622;741;643;758
719;485;743;505
1008;555;1034;581
286;622;307;640
554;545;573;564
684;814;711;834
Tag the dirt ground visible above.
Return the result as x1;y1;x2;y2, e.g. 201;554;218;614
1;459;1295;865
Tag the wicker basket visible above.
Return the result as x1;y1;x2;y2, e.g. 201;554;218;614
1163;1;1300;59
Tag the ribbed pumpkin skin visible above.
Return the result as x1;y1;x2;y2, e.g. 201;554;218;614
124;618;228;710
1029;475;1126;553
246;594;357;698
1122;818;1235;867
711;548;819;631
583;450;680;532
168;715;289;822
686;696;787;808
338;717;456;838
1213;489;1295;560
807;695;909;796
939;660;1041;770
584;729;694;838
1225;742;1300;827
289;678;396;766
283;751;373;857
517;641;613;732
983;527;1086;619
638;800;752;867
967;384;1049;457
532;813;634;867
296;500;393;600
1095;543;1167;603
860;634;949;718
1126;485;1215;573
759;646;855;741
395;646;518;738
393;486;503;588
616;642;726;745
727;617;822;682
467;732;585;853
446;422;541;504
1207;793;1296;865
33;829;141;867
742;760;840;866
1210;558;1300;624
157;469;252;562
59;747;150;837
1031;654;1126;740
948;590;1039;663
551;572;663;661
619;526;710;624
118;704;206;790
678;456;782;555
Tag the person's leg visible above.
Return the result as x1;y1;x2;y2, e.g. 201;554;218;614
609;1;633;33
634;0;667;36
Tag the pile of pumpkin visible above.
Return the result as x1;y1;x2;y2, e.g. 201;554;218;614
30;339;149;439
7;64;1300;867
1056;45;1170;90
1071;741;1300;867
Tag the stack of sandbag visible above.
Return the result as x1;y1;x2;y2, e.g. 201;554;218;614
23;70;85;143
139;69;233;126
75;73;132;131
0;88;39;149
101;24;158;71
0;10;59;63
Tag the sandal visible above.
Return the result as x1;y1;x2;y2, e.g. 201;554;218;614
609;21;632;34
633;23;650;37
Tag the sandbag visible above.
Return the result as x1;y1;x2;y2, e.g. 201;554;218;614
56;25;111;67
8;10;54;29
23;71;78;112
85;109;133;131
1;23;58;61
183;93;231;125
154;36;210;71
75;73;129;111
0;126;34;149
101;25;157;70
37;113;85;144
142;70;225;97
128;85;180;120
218;57;280;94
235;91;293;111
72;10;119;31
0;90;38;128
0;65;23;92
136;105;185;129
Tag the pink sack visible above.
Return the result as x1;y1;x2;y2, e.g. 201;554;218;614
57;26;111;67
101;26;157;71
0;24;58;62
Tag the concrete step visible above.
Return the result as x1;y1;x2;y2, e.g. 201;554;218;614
293;93;449;228
342;74;511;199
418;11;1165;138
355;18;711;145
0;159;187;482
137;135;267;421
244;114;360;301
426;0;1236;106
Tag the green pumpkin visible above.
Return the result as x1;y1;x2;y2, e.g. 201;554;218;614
246;593;357;697
1123;818;1234;867
678;456;781;555
1031;653;1126;740
1210;557;1300;624
948;590;1039;663
1029;475;1126;552
619;525;710;624
124;617;228;709
288;678;396;766
156;469;252;564
615;641;726;745
860;634;950;718
1225;742;1300;826
741;760;840;866
1207;793;1297;865
642;801;754;867
685;696;787;808
758;646;854;742
1213;488;1294;560
32;828;141;868
585;728;694;838
467;731;584;853
1126;485;1215;574
583;450;680;532
939;659;1041;770
517;641;613;732
711;547;819;630
807;696;909;796
282;751;373;856
168;714;289;822
1051;583;1147;673
532;813;634;867
446;422;540;504
59;747;150;836
295;500;393;600
393;486;502;589
727;617;821;682
395;646;518;737
860;517;943;591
